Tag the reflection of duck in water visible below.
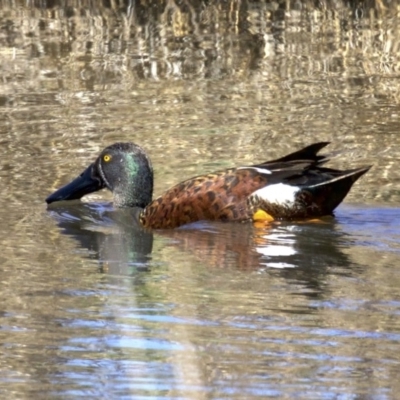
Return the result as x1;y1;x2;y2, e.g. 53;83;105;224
165;219;353;274
49;204;353;297
48;203;153;274
46;142;370;229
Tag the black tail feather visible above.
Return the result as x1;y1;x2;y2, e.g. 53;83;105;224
307;166;372;214
264;142;330;164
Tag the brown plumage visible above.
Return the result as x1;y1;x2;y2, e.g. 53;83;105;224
140;168;268;229
46;142;371;229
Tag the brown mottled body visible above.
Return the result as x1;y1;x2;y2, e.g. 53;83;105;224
140;169;268;229
140;165;371;229
46;141;371;230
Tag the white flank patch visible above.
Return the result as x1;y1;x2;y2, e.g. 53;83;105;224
237;167;272;175
253;183;298;205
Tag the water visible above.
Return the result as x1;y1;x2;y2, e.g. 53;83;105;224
0;1;400;398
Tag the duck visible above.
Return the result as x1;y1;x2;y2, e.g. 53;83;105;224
46;142;371;229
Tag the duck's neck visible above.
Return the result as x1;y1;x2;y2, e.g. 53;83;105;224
113;153;153;209
114;184;152;208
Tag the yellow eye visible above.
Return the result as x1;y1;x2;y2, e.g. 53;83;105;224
103;154;112;162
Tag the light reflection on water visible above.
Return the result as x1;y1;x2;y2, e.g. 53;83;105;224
0;1;400;399
1;201;399;398
34;202;400;397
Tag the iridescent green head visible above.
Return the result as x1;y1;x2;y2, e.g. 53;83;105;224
46;142;153;208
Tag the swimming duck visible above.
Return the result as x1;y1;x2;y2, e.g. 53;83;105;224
46;142;371;229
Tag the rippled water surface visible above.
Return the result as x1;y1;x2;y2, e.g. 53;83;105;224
1;1;400;399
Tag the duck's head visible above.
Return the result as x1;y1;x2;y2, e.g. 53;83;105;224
46;142;153;208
